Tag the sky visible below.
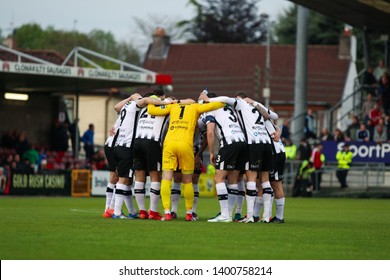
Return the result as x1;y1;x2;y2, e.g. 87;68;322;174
0;0;293;54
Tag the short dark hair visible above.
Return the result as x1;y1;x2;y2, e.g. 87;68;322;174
235;91;247;98
207;91;218;98
153;89;165;96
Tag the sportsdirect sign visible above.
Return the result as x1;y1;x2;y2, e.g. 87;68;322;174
1;61;156;83
322;141;390;163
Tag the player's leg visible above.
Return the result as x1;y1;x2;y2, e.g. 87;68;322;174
171;172;182;218
161;170;174;220
113;177;131;219
258;143;275;223
234;175;245;221
270;152;286;223
271;180;285;223
160;142;177;221
103;144;118;218
207;169;230;222
112;146;133;219
178;145;195;221
148;170;162;220
227;170;240;220
259;171;273;223
103;171;118;217
241;170;257;223
134;170;148;219
253;181;263;222
191;173;200;220
182;172;194;221
123;177;138;218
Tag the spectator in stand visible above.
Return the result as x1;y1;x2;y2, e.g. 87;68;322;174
15;156;34;174
384;115;390;143
356;123;370;142
37;147;47;168
16;131;29;157
368;102;383;126
361;93;376;124
366;119;375;141
320;127;333;141
10;154;21;171
378;73;390;116
345;115;360;141
362;65;378;96
37;159;48;174
373;123;388;145
81;123;95;161
22;144;39;173
333;128;345;142
49;119;69;152
68;120;80;157
2;153;14;169
373;59;389;82
284;138;297;160
310;142;325;191
304;109;316;139
280;119;291;142
298;138;311;161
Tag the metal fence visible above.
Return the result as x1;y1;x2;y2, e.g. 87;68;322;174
283;160;390;196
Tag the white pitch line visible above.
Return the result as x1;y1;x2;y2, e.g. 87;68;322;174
70;208;101;214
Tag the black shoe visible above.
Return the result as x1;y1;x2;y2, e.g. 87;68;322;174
270;217;285;224
209;212;221;219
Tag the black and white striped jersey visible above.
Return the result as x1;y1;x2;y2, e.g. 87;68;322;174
114;101;141;147
135;107;170;144
265;119;286;154
104;117;121;148
204;104;246;148
193;113;208;149
209;97;277;144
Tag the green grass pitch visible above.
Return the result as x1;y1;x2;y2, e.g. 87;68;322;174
1;196;389;260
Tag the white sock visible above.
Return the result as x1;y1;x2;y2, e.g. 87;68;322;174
105;183;115;210
270;195;274;218
150;182;161;212
216;182;229;218
261;181;272;220
192;183;199;213
245;181;257;218
275;197;285;220
109;187;116;210
254;196;263;218
171;182;181;213
114;183;127;216
227;183;238;218
134;181;146;211
236;179;245;214
124;184;136;215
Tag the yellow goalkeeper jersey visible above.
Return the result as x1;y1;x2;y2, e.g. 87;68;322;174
147;102;224;145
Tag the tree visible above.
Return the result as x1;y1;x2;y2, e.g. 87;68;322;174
11;23;141;67
181;0;269;43
273;5;344;45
